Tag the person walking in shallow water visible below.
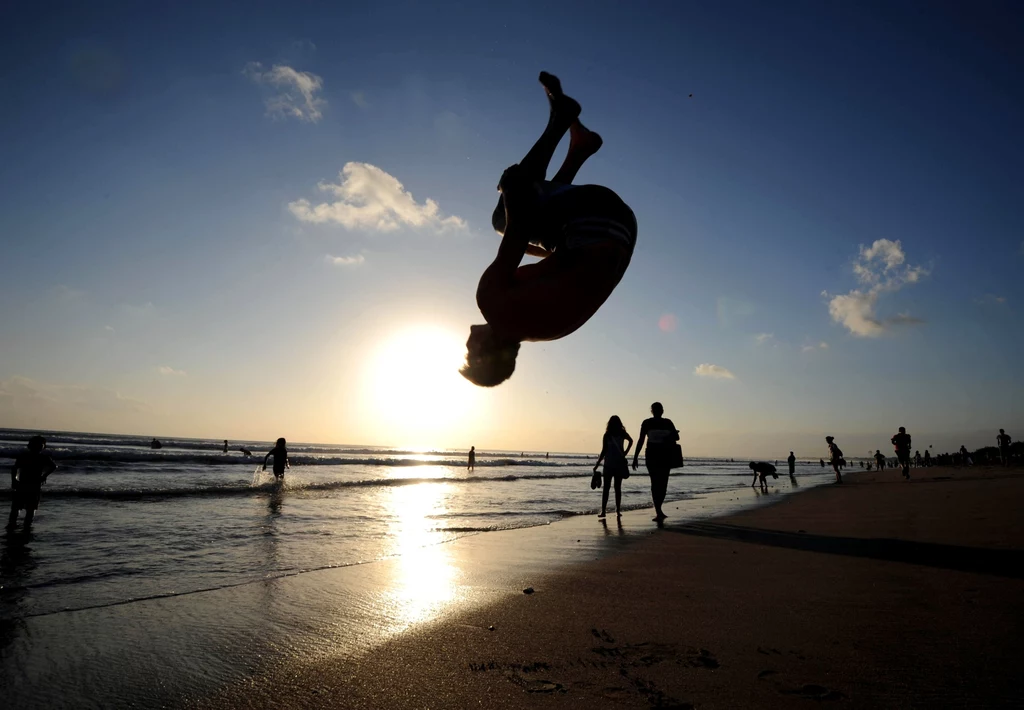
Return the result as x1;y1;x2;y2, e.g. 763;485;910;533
825;436;844;484
468;446;476;472
593;416;633;519
7;435;57;530
632;402;680;521
461;72;636;386
787;451;796;475
997;429;1012;466
262;438;289;480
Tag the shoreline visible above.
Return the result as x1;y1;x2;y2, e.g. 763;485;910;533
2;471;823;706
200;465;1024;708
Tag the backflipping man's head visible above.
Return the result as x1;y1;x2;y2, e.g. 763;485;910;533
461;324;521;387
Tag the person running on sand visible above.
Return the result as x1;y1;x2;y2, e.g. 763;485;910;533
891;427;912;480
593;416;633;519
262;438;289;480
874;450;886;470
7;435;57;531
997;429;1012;466
468;446;476;472
461;72;637;387
825;436;844;484
633;402;680;521
749;461;777;492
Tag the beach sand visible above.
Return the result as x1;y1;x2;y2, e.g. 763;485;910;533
202;465;1024;708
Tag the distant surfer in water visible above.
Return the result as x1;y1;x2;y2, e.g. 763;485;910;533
263;438;289;480
461;72;637;387
7;435;57;531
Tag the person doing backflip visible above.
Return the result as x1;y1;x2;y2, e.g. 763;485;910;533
462;72;637;386
262;438;289;480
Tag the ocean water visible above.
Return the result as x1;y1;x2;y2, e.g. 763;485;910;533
1;428;836;705
0;428;832;621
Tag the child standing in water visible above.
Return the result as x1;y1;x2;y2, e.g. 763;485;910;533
262;438;289;480
8;435;58;530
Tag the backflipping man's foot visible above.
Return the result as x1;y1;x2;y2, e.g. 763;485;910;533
568;120;603;159
539;71;581;127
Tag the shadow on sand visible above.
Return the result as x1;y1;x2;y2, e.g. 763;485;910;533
665;522;1024;579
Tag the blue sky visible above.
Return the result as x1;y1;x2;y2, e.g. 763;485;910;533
1;1;1022;456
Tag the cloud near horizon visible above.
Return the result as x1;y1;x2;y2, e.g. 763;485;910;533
694;363;736;380
754;333;774;345
325;254;365;266
244;62;325;123
289;162;466;232
157;365;186;376
825;239;929;337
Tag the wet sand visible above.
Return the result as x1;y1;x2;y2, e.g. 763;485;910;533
205;465;1024;708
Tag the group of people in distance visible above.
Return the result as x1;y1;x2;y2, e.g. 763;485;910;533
591;402;680;521
5;435;292;532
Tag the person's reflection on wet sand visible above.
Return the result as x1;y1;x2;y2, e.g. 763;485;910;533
599;516;626;537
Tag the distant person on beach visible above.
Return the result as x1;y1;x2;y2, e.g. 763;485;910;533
997;429;1012;466
891;427;912;480
749;461;777;492
262;438;289;480
787;451;796;475
150;438;162;450
874;450;886;470
593;416;633;519
461;72;636;387
915;451;923;467
223;440;228;454
7;435;57;531
825;436;844;484
923;449;932;467
959;445;971;466
468;446;476;471
819;458;825;468
632;402;680;521
239;446;252;457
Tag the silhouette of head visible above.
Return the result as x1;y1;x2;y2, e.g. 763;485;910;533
606;415;625;434
748;462;757;470
276;437;286;449
651;402;664;417
898;427;906;433
790;451;794;455
461;324;520;387
825;435;834;443
876;449;881;454
470;446;475;451
27;435;46;453
1000;428;1005;434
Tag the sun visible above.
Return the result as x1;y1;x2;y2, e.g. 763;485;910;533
361;326;483;448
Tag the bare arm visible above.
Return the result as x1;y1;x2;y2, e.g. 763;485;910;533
262;451;273;470
623;434;634;458
632;422;649;470
10;461;17;488
42;456;57;482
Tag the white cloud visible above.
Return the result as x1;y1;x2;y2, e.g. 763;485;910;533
818;341;829;349
975;294;1007;305
694;363;736;380
754;333;774;345
244;62;325;123
289;162;467;232
157;365;186;377
325;254;365;266
826;239;929;337
802;341;829;353
351;91;369;109
104;325;115;333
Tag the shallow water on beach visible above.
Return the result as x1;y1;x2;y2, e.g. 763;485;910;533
0;429;835;705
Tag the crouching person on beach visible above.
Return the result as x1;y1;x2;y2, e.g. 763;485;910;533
8;435;57;531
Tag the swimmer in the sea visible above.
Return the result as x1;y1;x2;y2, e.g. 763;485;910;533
462;72;637;387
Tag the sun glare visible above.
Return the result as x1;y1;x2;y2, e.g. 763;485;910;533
361;326;483;447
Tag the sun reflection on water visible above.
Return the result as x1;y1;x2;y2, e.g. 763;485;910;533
382;479;460;629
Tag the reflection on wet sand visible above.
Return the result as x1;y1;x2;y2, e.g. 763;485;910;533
382;481;460;630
